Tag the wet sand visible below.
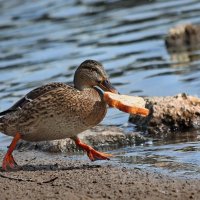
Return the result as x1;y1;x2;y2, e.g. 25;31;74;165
0;151;199;200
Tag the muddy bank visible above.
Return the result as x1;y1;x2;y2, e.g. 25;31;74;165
17;125;146;152
0;150;199;200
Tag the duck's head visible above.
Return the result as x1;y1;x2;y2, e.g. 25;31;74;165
74;60;118;94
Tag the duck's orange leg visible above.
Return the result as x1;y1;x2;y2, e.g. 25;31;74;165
74;138;113;161
2;133;21;171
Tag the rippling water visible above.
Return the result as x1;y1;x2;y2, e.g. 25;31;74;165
1;0;200;175
112;129;200;177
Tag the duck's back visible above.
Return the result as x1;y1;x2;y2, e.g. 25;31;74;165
0;83;107;141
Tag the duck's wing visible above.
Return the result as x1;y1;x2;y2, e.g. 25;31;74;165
0;82;71;116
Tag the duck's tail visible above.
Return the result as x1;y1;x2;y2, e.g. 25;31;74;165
0;117;4;132
0;108;7;132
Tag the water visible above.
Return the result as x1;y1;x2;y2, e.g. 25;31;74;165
112;130;200;178
1;0;200;176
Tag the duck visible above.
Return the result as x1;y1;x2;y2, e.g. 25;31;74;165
0;60;118;171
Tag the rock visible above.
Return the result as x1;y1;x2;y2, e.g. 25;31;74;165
129;93;200;136
17;125;146;152
165;24;200;50
164;24;200;67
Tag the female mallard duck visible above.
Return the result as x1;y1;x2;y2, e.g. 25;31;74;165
0;60;118;171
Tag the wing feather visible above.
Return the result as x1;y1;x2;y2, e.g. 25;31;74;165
0;82;71;116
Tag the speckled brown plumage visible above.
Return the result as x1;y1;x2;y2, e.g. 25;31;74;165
0;60;118;170
1;85;107;141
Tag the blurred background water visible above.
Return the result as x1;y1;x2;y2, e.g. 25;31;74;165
1;0;200;176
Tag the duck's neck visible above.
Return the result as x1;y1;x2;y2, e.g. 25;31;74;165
74;70;89;91
74;80;84;91
80;87;107;127
93;86;104;98
74;78;102;96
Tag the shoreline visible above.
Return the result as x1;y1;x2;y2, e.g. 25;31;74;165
0;150;199;200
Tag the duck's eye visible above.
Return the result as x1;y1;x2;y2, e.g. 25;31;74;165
104;80;109;84
102;80;110;86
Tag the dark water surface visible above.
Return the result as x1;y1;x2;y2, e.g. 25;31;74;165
1;0;200;176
